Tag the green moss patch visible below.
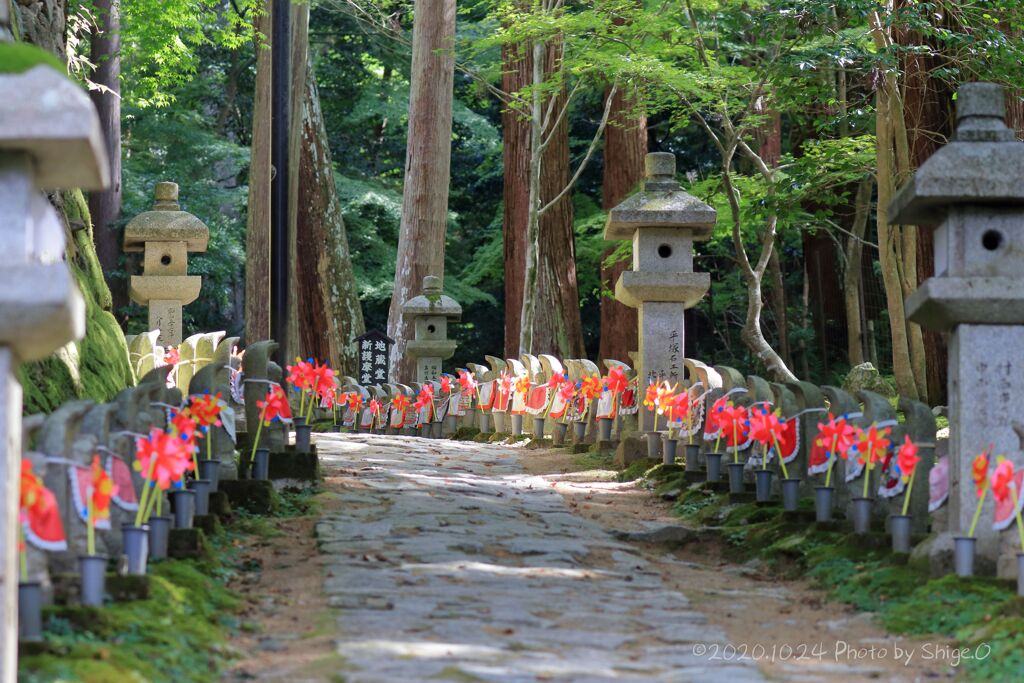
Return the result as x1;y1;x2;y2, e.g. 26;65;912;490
617;458;660;482
20;561;240;682
450;426;481;441
0;42;66;74
20;190;134;414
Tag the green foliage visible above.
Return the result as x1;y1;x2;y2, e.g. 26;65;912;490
69;0;259;107
120;88;250;337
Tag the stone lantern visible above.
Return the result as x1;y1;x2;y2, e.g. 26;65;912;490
890;82;1024;576
124;182;209;346
0;62;108;678
604;152;716;431
402;276;462;383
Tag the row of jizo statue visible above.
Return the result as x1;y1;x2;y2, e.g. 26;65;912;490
327;352;1019;583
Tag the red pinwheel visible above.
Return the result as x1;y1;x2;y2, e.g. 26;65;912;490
896;436;921;516
813;414;856;484
135;429;194;492
189;393;223;429
458;370;478;394
851;424;891;498
654;383;675;413
815;414;856;459
718;404;749;453
286;359;314;392
896;436;920;482
367;398;383;429
748;407;783;447
547;372;567;390
992;459;1015;504
990;458;1024;551
257;385;292;424
86;455;117;556
558;380;576;402
967;448;993;537
414;385;434;414
580;375;603;401
392;393;411;413
163;346;180;367
669;391;692;420
643;383;659;411
706;395;729;436
605;366;628;395
89;455;116;523
854;425;891;467
749;407;790;478
171;409;199;442
440;376;453;394
347;393;364;411
972;448;992;497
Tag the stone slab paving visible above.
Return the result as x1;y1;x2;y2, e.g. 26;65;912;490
314;433;766;683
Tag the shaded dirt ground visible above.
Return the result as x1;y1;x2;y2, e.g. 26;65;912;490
226;439;962;682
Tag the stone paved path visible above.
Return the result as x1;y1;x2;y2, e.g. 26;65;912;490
314;433;765;682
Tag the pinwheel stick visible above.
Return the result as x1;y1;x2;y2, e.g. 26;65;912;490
772;435;790;479
134;454;159;526
86;494;96;557
249;403;270;464
968;483;988;538
141;481;162;524
732;423;739;464
714;433;722;454
862;459;872;498
824;435;839;488
1012;484;1024;551
19;526;28;582
901;469;917;516
299;390;307;419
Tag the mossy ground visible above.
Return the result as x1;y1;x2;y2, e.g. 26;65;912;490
19;559;240;683
640;466;1024;681
19;484;321;682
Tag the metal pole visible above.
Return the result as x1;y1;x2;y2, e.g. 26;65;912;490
270;0;290;363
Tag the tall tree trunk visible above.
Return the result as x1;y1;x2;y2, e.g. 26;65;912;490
843;179;872;367
504;36;585;359
758;103;789;368
517;36;585;357
88;0;124;318
897;0;953;405
873;79;919;400
296;53;365;375
599;84;646;363
870;8;928;401
531;42;584;358
502;42;531;359
285;2;309;363
245;1;273;344
386;0;456;381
